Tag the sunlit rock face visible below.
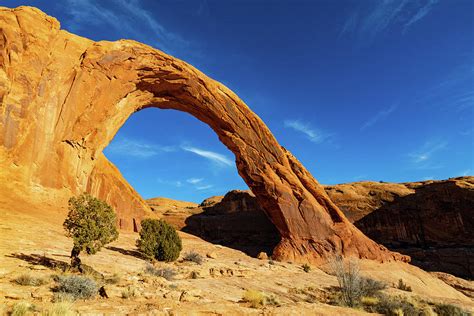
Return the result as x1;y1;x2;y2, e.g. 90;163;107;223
0;6;407;264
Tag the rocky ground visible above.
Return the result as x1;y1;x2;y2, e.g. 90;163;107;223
1;200;473;315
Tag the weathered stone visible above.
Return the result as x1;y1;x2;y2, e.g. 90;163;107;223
257;252;268;260
0;6;405;264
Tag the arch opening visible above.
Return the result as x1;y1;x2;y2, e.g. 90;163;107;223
100;106;281;256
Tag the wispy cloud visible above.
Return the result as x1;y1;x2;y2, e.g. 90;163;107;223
460;169;472;176
106;138;175;158
196;184;213;191
361;104;397;130
181;146;233;166
157;178;183;187
409;140;447;164
284;120;333;144
63;0;189;55
186;178;203;184
341;0;440;42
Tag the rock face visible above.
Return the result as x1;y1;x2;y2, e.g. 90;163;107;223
351;177;474;279
184;177;473;277
184;191;281;256
0;6;404;264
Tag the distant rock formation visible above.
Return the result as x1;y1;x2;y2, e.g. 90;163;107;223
184;190;281;257
0;6;403;264
183;177;473;278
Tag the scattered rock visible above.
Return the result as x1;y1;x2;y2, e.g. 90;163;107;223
206;252;217;259
257;252;268;260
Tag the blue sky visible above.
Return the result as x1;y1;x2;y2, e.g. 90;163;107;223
7;0;473;202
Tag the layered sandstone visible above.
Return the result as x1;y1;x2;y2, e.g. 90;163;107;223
0;6;405;264
182;177;473;277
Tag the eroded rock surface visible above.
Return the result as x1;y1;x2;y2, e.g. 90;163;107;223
0;6;404;264
181;177;473;277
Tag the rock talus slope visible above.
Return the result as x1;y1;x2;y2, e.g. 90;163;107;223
0;6;406;264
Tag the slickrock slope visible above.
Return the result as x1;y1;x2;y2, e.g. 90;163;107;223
0;6;404;264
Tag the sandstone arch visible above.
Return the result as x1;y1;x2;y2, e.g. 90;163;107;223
0;7;407;264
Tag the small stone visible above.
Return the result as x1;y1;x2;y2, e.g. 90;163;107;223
257;252;268;260
206;252;217;259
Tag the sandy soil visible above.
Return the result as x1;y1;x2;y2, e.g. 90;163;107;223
0;198;473;315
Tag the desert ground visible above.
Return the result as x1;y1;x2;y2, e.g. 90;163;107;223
1;197;473;315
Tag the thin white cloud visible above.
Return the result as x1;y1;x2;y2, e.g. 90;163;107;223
341;0;440;42
403;0;439;32
106;138;175;158
196;184;213;190
360;104;397;130
63;0;189;54
187;178;203;184
284;120;333;144
157;178;183;187
409;140;447;164
181;146;233;166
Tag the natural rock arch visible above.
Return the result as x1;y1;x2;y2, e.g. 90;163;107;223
0;6;407;264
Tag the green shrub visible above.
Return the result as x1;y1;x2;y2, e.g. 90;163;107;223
434;303;470;316
54;275;97;300
183;251;203;264
14;274;47;286
137;219;182;262
63;193;119;267
396;278;412;292
144;264;177;281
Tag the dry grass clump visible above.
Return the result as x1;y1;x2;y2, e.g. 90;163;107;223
144;264;177;281
329;255;386;307
433;303;471;316
183;251;204;265
302;263;311;273
121;286;138;299
396;278;413;292
105;272;121;285
42;302;75;316
14;274;47;286
11;301;35;316
242;289;280;308
243;289;266;308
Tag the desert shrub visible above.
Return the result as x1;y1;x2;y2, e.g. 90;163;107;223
11;302;34;316
42;302;74;316
63;193;119;267
329;255;387;307
14;274;47;286
137;219;182;262
121;286;138;299
243;289;266;308
396;278;413;292
54;275;97;300
183;251;203;264
434;303;470;316
189;271;199;279
105;273;121;285
302;263;311;273
144;264;177;281
368;294;421;316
